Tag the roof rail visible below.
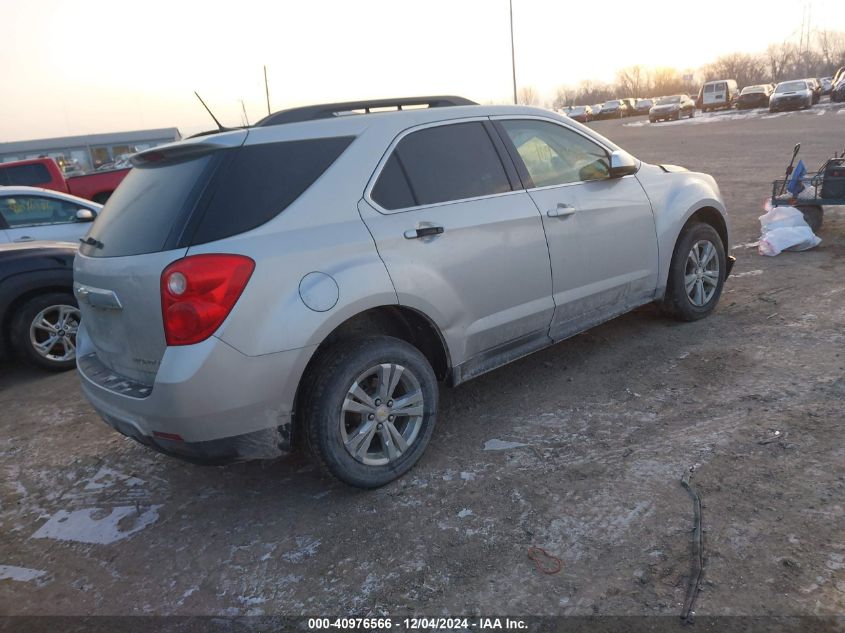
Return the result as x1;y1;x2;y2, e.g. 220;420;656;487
254;96;478;127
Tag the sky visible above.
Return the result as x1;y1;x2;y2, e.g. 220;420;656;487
1;0;844;141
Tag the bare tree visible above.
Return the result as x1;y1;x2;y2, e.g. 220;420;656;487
650;67;685;96
702;52;767;88
517;86;539;106
551;85;570;110
616;65;647;98
765;42;797;82
816;30;845;73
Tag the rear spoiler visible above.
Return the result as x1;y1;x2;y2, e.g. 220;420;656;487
131;129;248;167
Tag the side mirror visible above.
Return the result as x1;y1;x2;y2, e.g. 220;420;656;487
76;208;96;222
608;150;639;178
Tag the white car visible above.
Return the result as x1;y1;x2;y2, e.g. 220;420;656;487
0;187;101;244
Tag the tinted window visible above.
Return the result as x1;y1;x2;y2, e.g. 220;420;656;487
0;163;52;186
82;137;353;257
189;137;353;245
0;195;82;227
82;155;215;257
371;154;415;210
374;122;511;210
500;120;609;187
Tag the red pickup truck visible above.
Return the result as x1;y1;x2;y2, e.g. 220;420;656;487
0;157;130;203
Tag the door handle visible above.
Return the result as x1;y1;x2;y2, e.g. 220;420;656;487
547;204;577;218
404;225;445;239
13;236;35;242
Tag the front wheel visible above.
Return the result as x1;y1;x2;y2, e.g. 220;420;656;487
301;336;438;488
662;223;726;322
11;293;80;371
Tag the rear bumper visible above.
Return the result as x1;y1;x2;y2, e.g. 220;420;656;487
77;324;316;463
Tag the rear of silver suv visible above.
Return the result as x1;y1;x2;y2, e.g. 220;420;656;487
76;96;731;488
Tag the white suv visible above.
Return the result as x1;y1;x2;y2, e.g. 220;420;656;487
74;96;732;487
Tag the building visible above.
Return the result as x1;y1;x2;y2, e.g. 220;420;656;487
0;128;181;173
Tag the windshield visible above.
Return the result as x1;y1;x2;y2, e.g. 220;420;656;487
636;99;652;106
570;106;586;114
656;96;681;105
741;85;766;95
604;100;620;107
776;81;806;93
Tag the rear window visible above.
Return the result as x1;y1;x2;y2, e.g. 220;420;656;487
0;162;51;187
81;136;353;257
80;155;215;257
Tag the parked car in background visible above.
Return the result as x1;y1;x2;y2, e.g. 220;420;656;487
596;99;629;119
831;68;845;102
803;78;822;104
698;79;738;112
592;103;604;117
0;157;129;204
620;98;637;116
74;96;732;488
649;94;696;122
0;241;78;371
566;105;593;123
0;187;99;245
769;80;814;112
736;84;774;109
820;77;833;95
634;98;654;115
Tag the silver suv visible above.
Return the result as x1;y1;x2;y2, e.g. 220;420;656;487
75;96;733;488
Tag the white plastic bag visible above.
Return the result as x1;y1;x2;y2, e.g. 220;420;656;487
758;205;821;256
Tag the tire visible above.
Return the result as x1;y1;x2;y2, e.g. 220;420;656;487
11;292;80;371
301;336;438;488
662;223;727;322
674;111;681;121
690;109;695;119
796;205;823;232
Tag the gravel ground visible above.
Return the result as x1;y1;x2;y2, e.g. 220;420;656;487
1;101;844;621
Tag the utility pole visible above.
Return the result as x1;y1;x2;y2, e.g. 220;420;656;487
264;65;271;116
509;0;517;105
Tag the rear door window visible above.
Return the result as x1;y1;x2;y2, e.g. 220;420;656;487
0;163;52;187
371;122;511;210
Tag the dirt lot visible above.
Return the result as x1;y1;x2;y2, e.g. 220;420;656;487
1;103;844;622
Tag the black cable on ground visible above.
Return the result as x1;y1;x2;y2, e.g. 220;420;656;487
680;466;703;624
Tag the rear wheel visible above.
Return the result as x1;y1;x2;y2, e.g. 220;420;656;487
662;223;726;322
11;293;80;371
301;336;438;488
796;205;823;232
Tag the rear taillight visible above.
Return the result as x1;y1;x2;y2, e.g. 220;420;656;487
161;254;255;346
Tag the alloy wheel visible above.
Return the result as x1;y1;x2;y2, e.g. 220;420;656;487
340;363;425;466
29;304;80;363
685;240;720;307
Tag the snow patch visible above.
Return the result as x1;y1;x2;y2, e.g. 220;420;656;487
732;269;764;278
457;508;473;518
281;536;321;562
31;505;162;544
483;439;528;451
0;565;46;582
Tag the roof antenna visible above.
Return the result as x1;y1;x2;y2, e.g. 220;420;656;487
194;92;226;130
